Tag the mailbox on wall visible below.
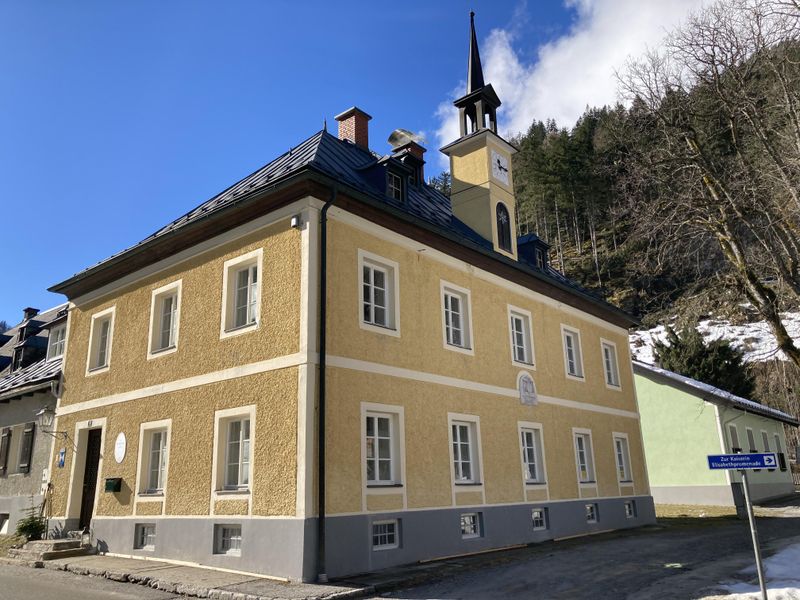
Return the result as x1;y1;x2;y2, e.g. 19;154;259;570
104;477;122;493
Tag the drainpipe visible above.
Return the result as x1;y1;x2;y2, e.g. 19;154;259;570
317;185;337;583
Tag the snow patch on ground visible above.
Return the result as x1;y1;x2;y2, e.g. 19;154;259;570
701;543;800;599
630;312;800;365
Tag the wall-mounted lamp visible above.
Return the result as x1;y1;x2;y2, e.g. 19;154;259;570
290;214;301;229
35;407;69;440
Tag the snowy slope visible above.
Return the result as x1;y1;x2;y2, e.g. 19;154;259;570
630;312;800;365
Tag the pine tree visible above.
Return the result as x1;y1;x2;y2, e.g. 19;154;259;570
654;326;756;399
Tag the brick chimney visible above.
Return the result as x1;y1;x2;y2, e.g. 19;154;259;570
335;107;372;149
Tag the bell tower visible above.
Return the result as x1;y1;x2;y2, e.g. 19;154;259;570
441;11;518;259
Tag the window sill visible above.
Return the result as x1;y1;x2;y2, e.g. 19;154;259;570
360;321;401;338
216;489;250;496
512;360;536;370
367;483;403;488
444;342;474;356
220;322;258;340
137;491;165;498
579;481;597;486
454;481;483;486
619;480;634;485
148;345;177;359
525;481;547;486
565;373;585;382
86;364;110;376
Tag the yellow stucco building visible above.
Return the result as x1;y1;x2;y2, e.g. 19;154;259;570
46;15;654;581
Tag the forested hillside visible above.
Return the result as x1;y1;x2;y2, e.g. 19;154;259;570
432;0;800;437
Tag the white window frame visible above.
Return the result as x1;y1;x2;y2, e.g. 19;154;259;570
508;305;535;368
440;281;474;355
220;248;263;339
746;427;758;452
134;523;156;550
214;524;242;556
460;512;482;539
371;519;399;550
361;403;404;488
729;424;741;452
358;250;400;337
613;433;633;483
147;280;182;358
387;171;403;201
561;325;584;380
448;413;483;486
212;406;256;500
531;507;548;531
518;422;546;485
761;431;770;453
47;323;67;361
573;428;597;486
600;338;621;389
624;500;637;519
586;503;599;523
135;420;172;499
85;306;116;376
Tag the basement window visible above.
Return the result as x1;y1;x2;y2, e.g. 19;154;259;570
460;512;482;539
531;507;548;531
134;523;156;550
214;524;242;556
586;503;599;524
372;519;399;550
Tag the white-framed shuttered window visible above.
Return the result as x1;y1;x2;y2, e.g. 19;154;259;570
508;306;534;366
441;282;473;353
225;419;251;490
220;249;262;338
358;250;400;335
520;425;545;484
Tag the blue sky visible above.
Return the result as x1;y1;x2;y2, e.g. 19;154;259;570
0;0;699;324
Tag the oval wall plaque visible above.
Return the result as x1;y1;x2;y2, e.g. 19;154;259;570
114;432;126;464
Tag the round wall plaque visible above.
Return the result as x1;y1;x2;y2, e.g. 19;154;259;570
114;432;126;463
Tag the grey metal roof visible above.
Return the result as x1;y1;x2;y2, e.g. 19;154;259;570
56;129;624;317
0;357;61;399
0;304;67;362
633;360;800;427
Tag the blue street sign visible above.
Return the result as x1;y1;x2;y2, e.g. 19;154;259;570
707;453;778;470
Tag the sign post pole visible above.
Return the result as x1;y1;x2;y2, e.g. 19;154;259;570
740;469;767;600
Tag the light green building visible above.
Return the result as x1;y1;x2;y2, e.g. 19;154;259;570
634;361;797;506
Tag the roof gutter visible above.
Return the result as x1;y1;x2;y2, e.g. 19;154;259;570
0;380;57;404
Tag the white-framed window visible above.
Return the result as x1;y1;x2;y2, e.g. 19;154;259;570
586;503;599;523
746;428;757;452
531;507;548;531
86;306;115;374
214;524;242;556
441;281;473;353
508;306;534;366
774;433;783;455
134;523;156;550
519;424;545;484
387;171;403;201
729;424;741;452
613;434;632;482
220;249;262;338
573;430;596;484
213;406;255;494
136;420;171;497
450;416;481;484
372;519;399;550
761;431;770;452
148;281;181;357
365;412;399;485
460;512;482;539
358;250;400;336
47;323;66;360
561;326;584;379
601;339;621;388
624;500;637;519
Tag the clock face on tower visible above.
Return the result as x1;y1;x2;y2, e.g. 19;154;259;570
491;149;510;185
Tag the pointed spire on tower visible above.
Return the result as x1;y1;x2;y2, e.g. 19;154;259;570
467;11;485;94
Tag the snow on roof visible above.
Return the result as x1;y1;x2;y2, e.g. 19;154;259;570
633;360;800;427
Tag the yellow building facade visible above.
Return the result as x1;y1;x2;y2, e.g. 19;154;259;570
46;15;653;581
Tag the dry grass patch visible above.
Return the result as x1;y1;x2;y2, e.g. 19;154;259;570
656;504;737;519
0;534;26;557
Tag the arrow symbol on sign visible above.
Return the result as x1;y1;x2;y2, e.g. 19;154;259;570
764;456;776;466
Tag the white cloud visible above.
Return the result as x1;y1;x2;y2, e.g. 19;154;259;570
434;0;706;168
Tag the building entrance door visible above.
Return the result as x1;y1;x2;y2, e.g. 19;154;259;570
78;429;102;530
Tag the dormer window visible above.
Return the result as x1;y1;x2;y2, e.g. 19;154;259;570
535;249;544;269
387;171;404;202
47;324;66;360
496;203;512;252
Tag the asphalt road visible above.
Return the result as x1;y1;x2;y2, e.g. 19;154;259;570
381;501;800;599
0;563;181;600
